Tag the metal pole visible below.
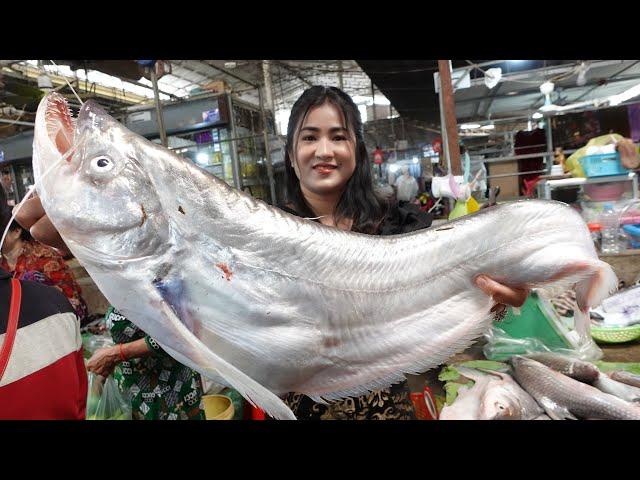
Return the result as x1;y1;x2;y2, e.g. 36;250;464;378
438;86;451;174
389;104;395;138
438;88;454;212
387;103;394;181
149;66;168;148
258;87;277;205
262;62;275;118
438;60;462;176
487;169;548;179
260;61;278;204
338;60;344;90
481;151;555;164
0;119;34;127
544;116;553;175
371;80;377;145
226;93;242;191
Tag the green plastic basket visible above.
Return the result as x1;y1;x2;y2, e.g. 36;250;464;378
591;324;640;344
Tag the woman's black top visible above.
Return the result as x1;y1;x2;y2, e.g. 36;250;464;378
279;201;433;420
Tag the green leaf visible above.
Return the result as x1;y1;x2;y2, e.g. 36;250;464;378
458;360;509;371
438;365;461;382
595;362;640;375
444;381;474;406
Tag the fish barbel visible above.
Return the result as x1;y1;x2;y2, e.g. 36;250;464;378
32;93;618;420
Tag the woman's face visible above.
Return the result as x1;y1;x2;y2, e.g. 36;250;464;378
292;102;356;197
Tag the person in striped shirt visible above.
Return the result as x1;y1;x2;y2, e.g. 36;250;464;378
0;265;87;420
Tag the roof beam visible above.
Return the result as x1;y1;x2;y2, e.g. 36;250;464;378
200;61;259;88
572;60;640;103
465;60;626;88
457;74;640;108
271;60;313;88
481;83;502;117
526;60;640;110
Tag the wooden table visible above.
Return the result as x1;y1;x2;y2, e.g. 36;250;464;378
601;341;640;362
600;249;640;287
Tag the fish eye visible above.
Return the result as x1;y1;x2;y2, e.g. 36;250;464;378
91;156;114;173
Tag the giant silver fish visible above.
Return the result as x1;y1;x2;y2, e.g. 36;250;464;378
32;93;618;420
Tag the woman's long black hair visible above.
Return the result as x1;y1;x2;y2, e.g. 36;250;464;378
284;86;386;234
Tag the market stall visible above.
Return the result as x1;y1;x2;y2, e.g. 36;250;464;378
1;59;640;421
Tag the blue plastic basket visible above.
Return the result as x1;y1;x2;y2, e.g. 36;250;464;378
580;152;629;178
623;224;640;248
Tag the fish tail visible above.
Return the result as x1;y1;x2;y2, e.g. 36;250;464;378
202;349;297;420
162;341;296;420
150;288;297;420
575;262;618;312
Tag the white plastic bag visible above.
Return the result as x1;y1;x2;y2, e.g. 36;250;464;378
86;373;132;420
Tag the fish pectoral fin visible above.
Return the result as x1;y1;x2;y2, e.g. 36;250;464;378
148;284;296;420
537;397;578;420
153;273;196;331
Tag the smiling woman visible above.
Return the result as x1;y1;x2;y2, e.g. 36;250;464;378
283;86;385;234
279;86;429;419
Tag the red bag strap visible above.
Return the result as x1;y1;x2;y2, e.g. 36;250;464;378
0;278;22;382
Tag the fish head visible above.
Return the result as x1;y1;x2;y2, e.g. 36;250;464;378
479;385;522;420
471;369;523;420
509;355;547;382
33;93;169;262
509;355;530;370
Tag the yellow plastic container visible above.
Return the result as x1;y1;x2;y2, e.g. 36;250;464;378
202;394;235;420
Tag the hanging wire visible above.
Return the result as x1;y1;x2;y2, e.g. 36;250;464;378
0;104;28;129
48;60;85;106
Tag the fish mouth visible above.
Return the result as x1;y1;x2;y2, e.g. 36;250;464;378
43;92;76;159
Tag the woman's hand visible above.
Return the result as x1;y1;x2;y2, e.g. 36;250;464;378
14;194;69;253
474;275;529;313
86;346;121;377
